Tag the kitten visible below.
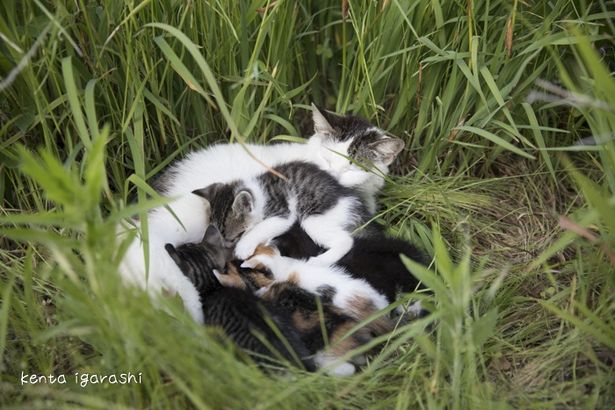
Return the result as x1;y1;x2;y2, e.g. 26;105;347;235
165;226;315;371
118;105;405;322
193;161;375;266
240;245;390;324
273;223;429;307
217;253;392;376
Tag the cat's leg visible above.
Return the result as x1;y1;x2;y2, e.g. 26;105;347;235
234;216;294;260
299;197;361;266
300;218;353;266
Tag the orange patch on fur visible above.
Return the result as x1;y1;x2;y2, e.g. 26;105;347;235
292;311;320;332
345;294;393;335
287;271;300;285
217;263;246;289
243;269;273;288
253;244;276;257
328;321;361;357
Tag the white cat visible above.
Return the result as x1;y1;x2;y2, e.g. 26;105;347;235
117;105;404;322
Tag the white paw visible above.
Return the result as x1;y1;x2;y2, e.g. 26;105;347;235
408;301;423;316
240;254;272;270
328;362;355;377
234;239;257;260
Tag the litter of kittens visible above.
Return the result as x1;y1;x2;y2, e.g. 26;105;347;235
123;106;429;375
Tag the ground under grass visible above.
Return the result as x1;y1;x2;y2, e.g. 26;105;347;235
1;1;614;408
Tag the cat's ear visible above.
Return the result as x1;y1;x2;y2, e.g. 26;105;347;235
312;103;337;137
164;243;182;266
192;183;222;203
370;137;405;165
232;190;253;215
202;224;224;248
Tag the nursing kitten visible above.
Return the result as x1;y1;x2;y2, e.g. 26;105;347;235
164;226;315;371
273;223;428;306
193;161;375;265
217;252;392;376
240;245;390;323
118;105;405;323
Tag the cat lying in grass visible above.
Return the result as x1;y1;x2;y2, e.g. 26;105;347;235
119;105;405;322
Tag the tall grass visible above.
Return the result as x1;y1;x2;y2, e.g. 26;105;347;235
1;0;614;408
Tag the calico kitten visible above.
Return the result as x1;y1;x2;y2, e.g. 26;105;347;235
273;223;429;306
240;245;390;324
193;161;375;266
118;105;405;323
217;253;392;376
165;226;315;371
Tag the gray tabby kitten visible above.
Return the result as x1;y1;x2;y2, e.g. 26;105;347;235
165;226;315;371
193;160;375;265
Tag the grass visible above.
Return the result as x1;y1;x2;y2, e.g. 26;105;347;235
1;0;614;408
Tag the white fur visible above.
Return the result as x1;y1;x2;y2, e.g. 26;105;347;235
241;252;389;319
117;137;387;322
301;197;361;266
395;300;424;318
313;352;355;377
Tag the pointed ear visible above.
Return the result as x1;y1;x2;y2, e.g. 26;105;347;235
312;103;336;136
164;243;182;266
192;183;223;203
202;224;224;248
240;257;259;269
232;190;253;215
370;137;405;165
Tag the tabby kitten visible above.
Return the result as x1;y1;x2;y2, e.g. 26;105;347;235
165;226;315;371
193;161;375;266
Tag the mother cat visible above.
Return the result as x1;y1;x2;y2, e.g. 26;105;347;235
118;105;405;322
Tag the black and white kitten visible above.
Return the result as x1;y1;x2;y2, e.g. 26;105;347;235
193;161;375;265
164;226;315;371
